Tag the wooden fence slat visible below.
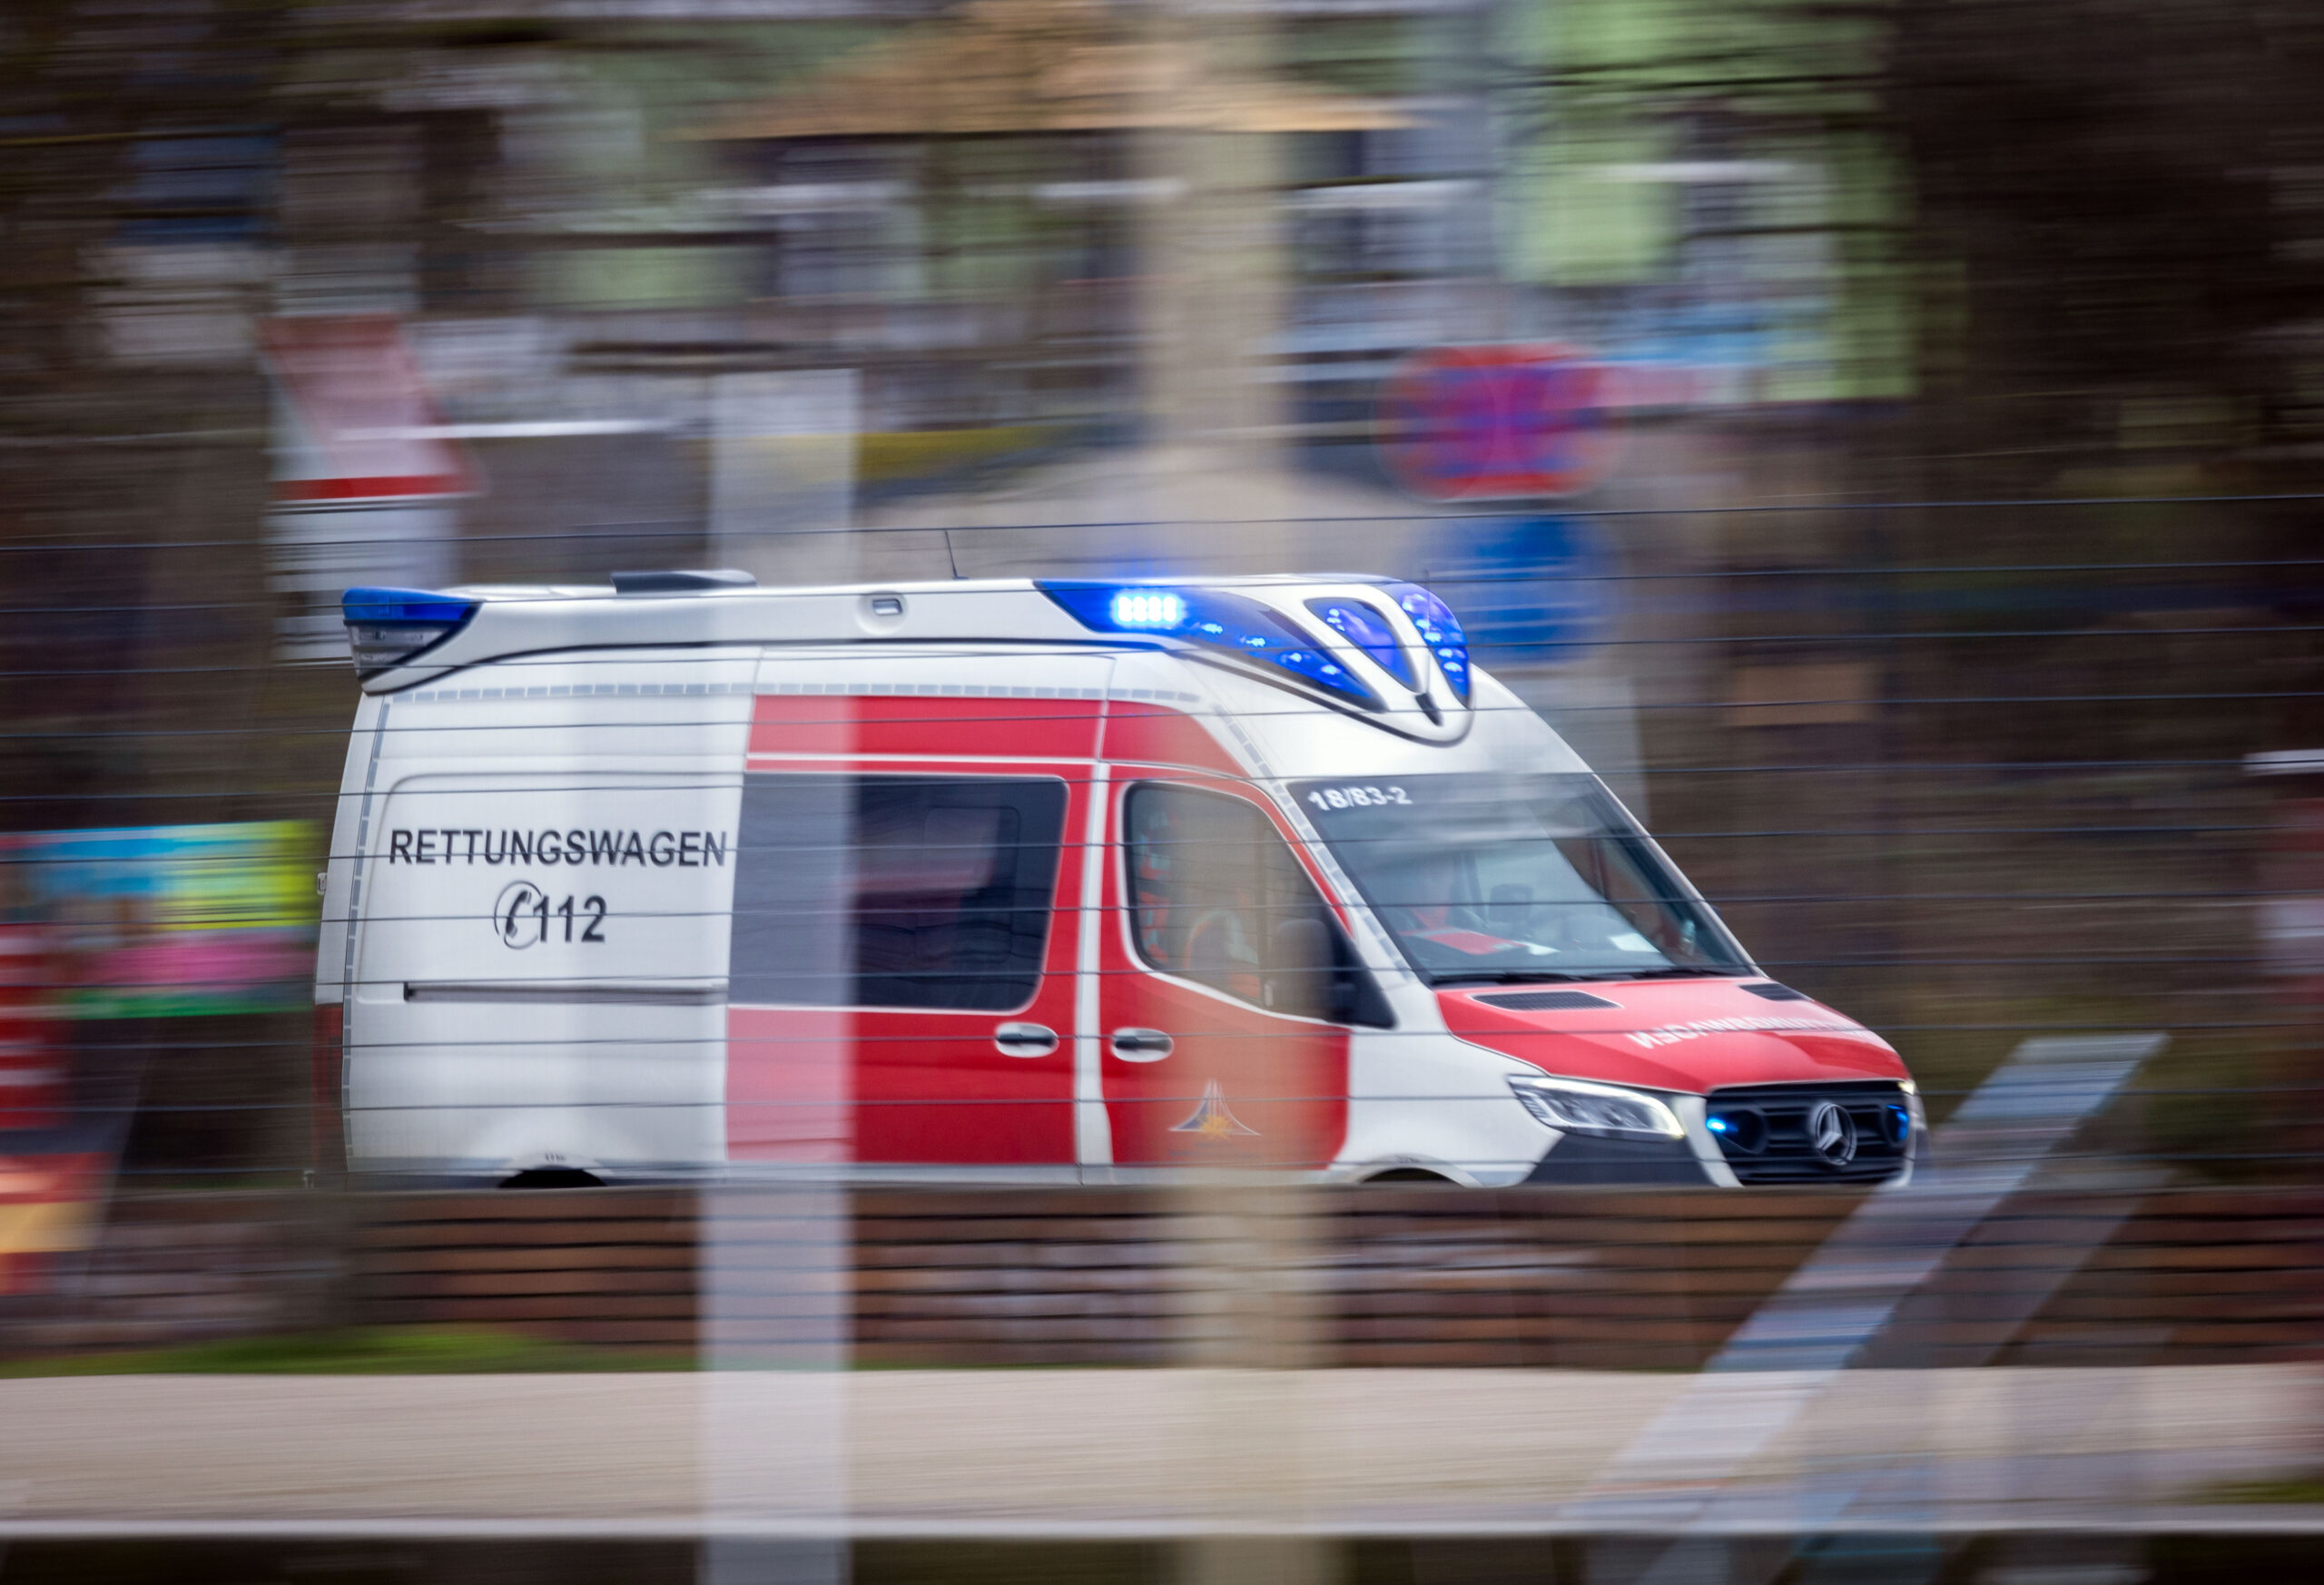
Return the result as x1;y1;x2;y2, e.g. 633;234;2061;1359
13;1185;2319;1366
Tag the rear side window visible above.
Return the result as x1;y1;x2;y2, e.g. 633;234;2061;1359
1123;783;1393;1028
732;775;1066;1010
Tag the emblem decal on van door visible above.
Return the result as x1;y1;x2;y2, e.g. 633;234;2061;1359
1169;1081;1259;1139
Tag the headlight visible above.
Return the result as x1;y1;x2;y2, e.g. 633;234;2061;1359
1507;1076;1683;1140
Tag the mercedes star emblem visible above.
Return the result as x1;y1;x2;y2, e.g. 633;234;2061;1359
1807;1099;1858;1167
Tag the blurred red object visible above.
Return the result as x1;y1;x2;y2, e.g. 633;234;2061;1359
0;1150;103;1295
0;921;64;1131
1377;344;1621;500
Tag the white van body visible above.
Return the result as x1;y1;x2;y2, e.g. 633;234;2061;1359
317;574;1918;1187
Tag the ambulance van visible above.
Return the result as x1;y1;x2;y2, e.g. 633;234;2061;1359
316;571;1921;1187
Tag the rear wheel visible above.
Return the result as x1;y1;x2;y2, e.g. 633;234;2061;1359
1363;1167;1454;1185
498;1168;603;1189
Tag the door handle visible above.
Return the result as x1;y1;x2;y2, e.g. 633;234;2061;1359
993;1021;1059;1058
1110;1027;1174;1061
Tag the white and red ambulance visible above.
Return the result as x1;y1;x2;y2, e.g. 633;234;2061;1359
314;571;1920;1187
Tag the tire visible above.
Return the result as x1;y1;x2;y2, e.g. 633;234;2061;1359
498;1167;604;1189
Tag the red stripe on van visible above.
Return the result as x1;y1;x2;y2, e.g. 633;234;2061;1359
726;1006;853;1166
1098;702;1244;776
751;694;1103;759
272;475;468;501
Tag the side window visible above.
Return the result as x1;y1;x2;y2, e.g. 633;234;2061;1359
1124;783;1393;1028
732;775;1067;1011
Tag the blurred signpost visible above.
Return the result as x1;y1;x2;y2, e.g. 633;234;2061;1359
1386;354;1642;820
1435;515;1612;663
1432;513;1644;816
1378;344;1620;502
259;316;470;662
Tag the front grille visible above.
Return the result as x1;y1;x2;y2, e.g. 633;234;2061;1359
1704;1079;1911;1185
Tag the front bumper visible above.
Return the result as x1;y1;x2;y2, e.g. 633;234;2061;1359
1522;1080;1919;1187
1522;1130;1712;1186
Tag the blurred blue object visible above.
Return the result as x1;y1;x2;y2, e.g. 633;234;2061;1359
1306;596;1415;687
1039;579;1384;710
1433;516;1613;668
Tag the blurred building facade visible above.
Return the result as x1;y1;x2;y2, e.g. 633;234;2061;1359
203;0;1913;533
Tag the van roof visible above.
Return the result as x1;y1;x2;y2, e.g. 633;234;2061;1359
345;571;1477;732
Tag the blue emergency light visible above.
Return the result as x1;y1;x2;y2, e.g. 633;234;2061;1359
1305;596;1416;687
342;586;478;679
1383;581;1472;702
1108;589;1186;629
1039;581;1383;711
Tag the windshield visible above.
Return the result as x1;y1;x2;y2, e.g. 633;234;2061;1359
1289;773;1749;984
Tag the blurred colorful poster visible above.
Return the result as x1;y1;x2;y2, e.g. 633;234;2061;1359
3;822;317;1019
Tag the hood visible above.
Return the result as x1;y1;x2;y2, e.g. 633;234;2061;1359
1438;978;1905;1095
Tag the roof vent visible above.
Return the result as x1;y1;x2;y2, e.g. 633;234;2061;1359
610;568;756;595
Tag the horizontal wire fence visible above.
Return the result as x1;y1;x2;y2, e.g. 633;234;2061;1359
1;496;2318;1360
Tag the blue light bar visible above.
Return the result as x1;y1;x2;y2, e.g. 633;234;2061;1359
1305;597;1415;687
343;587;478;626
1039;582;1382;711
1383;581;1471;702
341;586;478;679
1109;589;1186;629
